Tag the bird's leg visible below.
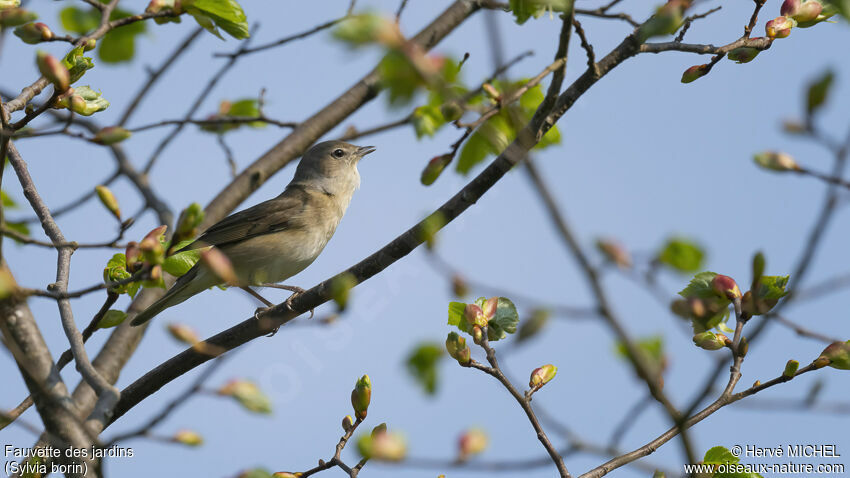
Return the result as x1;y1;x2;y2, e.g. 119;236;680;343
242;287;285;337
259;283;314;319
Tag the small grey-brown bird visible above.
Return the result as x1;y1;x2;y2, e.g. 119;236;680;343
131;140;375;326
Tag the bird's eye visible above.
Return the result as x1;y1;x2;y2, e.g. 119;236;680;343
332;148;345;158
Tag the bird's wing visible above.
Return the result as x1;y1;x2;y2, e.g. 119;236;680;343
179;189;311;250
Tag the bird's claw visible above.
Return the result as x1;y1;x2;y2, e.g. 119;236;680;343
284;289;315;319
254;306;281;337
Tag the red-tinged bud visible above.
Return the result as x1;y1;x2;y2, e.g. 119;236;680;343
464;303;487;328
139;225;167;264
420;154;452;186
93;126;131;145
818;341;850;370
482;297;498;319
200;247;238;286
271;473;298;478
218;379;273;414
766;16;794;38
681;64;709;83
342;415;355;432
166;322;200;344
446;332;471;364
351;374;371;419
783;359;799;377
36;51;70;92
0;8;37;28
371;422;387;439
458;428;488;461
125;242;142;273
782;0;822;22
370;430;406;461
596;238;632;268
173;430;203;446
482;83;500;102
13;22;53;44
94;185;121;220
753;151;800;172
470;325;483;345
711;274;742;300
529;364;557;389
727;46;760;64
451;274;469;297
693;331;726;351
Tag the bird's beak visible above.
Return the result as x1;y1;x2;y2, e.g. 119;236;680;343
356;146;377;158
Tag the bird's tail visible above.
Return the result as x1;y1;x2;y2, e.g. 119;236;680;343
130;266;207;326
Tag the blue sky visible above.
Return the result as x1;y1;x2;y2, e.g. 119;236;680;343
2;1;849;477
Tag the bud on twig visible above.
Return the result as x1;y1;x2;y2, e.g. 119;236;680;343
0;8;37;28
765;16;794;38
445;331;471;365
351;374;371;419
13;22;53;44
692;331;728;351
783;359;799;378
199;247;238;286
342;415;355;432
681;64;709;83
173;430;204;446
753;151;800;172
464;303;487;328
529;364;557;390
458;428;488;461
166;323;200;345
94;185;121;220
36;50;69;92
596;238;632;268
711;274;742;300
139;225;167;264
93;126;131;145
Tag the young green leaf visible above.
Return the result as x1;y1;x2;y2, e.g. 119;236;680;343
97;309;128;329
186;0;249;40
658;237;704;273
405;342;444;395
806;69;834;115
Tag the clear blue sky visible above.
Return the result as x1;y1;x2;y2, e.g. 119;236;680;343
2;1;849;477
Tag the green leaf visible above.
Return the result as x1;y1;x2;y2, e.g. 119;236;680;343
332;12;386;47
1;190;18;209
103;253;135;295
517;308;550;342
485;296;519;341
98;9;146;63
97;309;128;328
186;0;250;40
457;81;561;174
508;0;572;25
447;301;468;332
378;49;423;106
658;237;704;273
4;221;30;243
806;69;834;115
162;249;200;277
62;47;94;84
405;342;444;395
678;271;719;299
616;335;666;377
59;6;99;34
754;275;790;300
412;105;445;138
703;445;739;465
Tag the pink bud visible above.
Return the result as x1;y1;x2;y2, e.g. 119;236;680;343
464;303;487;327
482;297;498;319
36;51;69;92
766;16;794;39
711;274;742;300
200;247;238;286
681;64;709;83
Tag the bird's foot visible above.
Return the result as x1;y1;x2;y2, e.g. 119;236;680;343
284;289;315;319
253;306;281;337
261;283;314;319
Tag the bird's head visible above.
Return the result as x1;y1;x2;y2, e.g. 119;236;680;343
292;140;375;194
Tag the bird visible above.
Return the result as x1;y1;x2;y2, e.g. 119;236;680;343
130;140;375;326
